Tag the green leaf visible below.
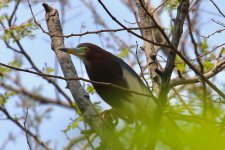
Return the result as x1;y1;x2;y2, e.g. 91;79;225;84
8;59;22;68
0;15;5;22
204;60;214;72
72;102;80;114
43;65;54;74
200;38;208;53
165;0;179;11
0;91;15;105
46;67;54;73
175;56;185;73
118;47;129;58
5;91;15;97
63;116;84;133
1;20;37;43
0;96;7;105
222;48;225;54
0;59;22;75
0;67;11;74
2;29;11;42
86;85;95;94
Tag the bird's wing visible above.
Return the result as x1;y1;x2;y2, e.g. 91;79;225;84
117;58;157;120
85;55;156;121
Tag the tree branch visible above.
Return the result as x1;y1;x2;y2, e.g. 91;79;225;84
42;3;124;149
1;82;71;109
0;62;156;98
134;0;225;100
136;0;161;95
0;107;51;150
99;0;225;107
159;0;190;103
170;58;225;87
97;0;171;48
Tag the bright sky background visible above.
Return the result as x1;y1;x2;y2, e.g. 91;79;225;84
1;0;225;149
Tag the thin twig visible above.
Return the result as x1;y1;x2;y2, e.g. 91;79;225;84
137;0;225;99
135;41;150;89
98;0;171;48
210;0;225;18
151;0;168;14
215;47;225;64
28;0;156;39
27;0;49;35
0;107;51;150
187;14;206;116
0;62;157;99
1;82;71;108
8;0;21;26
170;59;225;87
52;26;157;38
172;88;196;116
128;0;143;36
24;108;32;150
189;42;225;61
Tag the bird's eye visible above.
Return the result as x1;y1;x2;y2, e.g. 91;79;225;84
84;47;89;51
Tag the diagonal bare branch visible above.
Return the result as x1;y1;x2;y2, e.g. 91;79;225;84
42;3;124;149
171;59;225;87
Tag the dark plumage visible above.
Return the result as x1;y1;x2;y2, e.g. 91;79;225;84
59;43;156;123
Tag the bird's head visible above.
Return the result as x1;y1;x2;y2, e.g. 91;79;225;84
58;43;110;63
58;44;89;59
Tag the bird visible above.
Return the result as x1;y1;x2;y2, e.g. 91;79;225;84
59;43;157;123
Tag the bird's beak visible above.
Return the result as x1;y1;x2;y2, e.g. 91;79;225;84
58;47;86;57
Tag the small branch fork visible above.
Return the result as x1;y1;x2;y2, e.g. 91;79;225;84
0;0;73;106
1;81;71;108
171;58;225;87
97;0;225;100
125;0;225;99
27;0;157;38
0;107;51;150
